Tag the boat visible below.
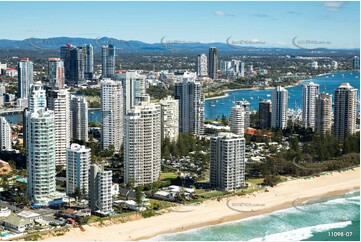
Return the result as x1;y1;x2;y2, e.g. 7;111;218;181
266;94;271;97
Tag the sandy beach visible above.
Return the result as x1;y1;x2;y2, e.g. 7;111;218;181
44;167;360;241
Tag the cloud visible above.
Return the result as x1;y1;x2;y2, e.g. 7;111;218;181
286;11;301;15
323;1;347;11
250;13;276;20
214;10;234;17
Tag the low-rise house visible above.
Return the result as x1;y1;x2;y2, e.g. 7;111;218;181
3;213;33;233
0;207;11;218
17;211;42;222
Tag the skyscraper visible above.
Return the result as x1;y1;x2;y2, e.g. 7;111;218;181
0;117;12;151
82;44;94;80
70;95;88;142
236;100;250;129
89;164;113;214
17;58;33;99
28;82;47;112
210;132;245;191
230;104;245;137
239;62;245;78
333;83;357;139
124;98;161;186
259;99;272;129
0;83;5;107
47;89;71;165
159;96;179;142
271;86;288;129
66;143;91;197
302;82;319;130
60;44;75;82
69;47;84;85
208;47;218;79
117;71;146;115
196;54;208;76
101;79;123;152
174;77;204;135
48;58;65;89
102;44;116;79
26;108;56;204
315;93;332;134
352;56;359;69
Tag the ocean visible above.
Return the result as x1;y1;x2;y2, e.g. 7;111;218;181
152;190;360;241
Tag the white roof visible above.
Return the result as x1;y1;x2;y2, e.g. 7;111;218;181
18;210;41;218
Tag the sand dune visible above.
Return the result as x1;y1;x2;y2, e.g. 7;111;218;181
45;167;360;241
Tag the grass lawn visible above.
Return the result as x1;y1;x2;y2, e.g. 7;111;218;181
160;172;178;181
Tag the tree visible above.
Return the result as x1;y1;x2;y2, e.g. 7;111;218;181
135;186;143;208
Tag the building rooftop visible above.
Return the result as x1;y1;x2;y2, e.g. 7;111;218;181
3;213;32;227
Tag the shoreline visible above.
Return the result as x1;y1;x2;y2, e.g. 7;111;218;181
204;70;350;101
44;167;360;241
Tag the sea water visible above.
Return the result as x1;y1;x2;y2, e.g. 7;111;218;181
153;190;360;241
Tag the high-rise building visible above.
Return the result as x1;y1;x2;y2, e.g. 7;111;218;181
66;143;91;197
302;82;319;130
69;47;84;85
196;54;208;76
235;100;250;129
0;117;12;151
271;86;288;129
333;83;357;139
117;71;146;115
60;44;75;82
159;96;179;142
210;132;245;191
352;56;360;69
331;60;338;70
101;79;123;152
259;99;272;129
208;47;218;79
102;44;115;79
26;108;56;204
17;58;33;99
48;58;65;89
82;44;94;80
0;83;5;107
47;89;71;165
174;78;204;135
315;93;332;134
239;62;245;77
220;60;231;74
28;82;47;113
310;61;318;69
230;104;244;137
124;98;161;186
89;164;113;214
70;95;88;141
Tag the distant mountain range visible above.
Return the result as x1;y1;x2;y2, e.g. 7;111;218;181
0;37;358;55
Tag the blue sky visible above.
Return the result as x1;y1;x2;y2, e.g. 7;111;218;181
0;1;359;48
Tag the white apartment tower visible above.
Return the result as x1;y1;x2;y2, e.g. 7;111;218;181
17;58;33;99
271;86;288;129
124;98;161;186
70;95;88;141
210;132;245;191
315;93;333;134
235;100;250;129
302;82;319;130
48;58;65;89
230;104;245;137
0;117;12;151
159;96;179;142
66;143;91;197
89;164;113;213
117;71;146;115
47;89;71;165
196;54;208;76
101;79;123;152
26;108;56;204
333;83;357;139
174;78;204;135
